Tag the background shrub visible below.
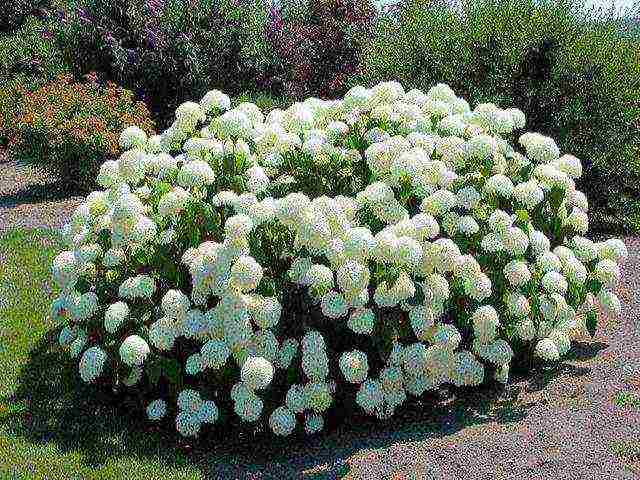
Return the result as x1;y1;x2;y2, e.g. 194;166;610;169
10;73;155;190
266;0;377;100
53;0;273;127
355;0;640;234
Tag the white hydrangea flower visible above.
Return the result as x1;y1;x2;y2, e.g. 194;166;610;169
119;335;150;366
339;350;369;384
356;379;385;414
148;319;177;351
598;289;621;316
516;320;536;341
79;346;107;383
200;89;231;114
535;338;560;362
269;406;296;436
503;260;531;288
146;399;167;421
347;308;376;335
176;412;201;437
177;389;202;413
304;413;324;434
541;271;568;295
594;259;620;288
320;290;348;319
303;381;333;413
241;356;274;390
472;305;500;343
104;301;129;333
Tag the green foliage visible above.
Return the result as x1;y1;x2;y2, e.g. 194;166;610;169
53;0;274;127
357;0;640;234
9;73;155;191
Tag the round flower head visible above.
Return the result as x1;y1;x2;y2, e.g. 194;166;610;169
241;356;274;390
104;301;129;333
356;379;385;414
548;329;571;356
303;381;333;413
175;412;201;437
348;308;376;335
472;305;500;343
321;290;348;318
147;399;167;421
149;319;177;351
197;400;219;424
177;389;202;413
594;259;620;288
541;271;568;295
598;289;621;316
535;338;560;362
200;89;231;114
503;260;531;288
339;350;369;383
286;384;307;413
304;413;324;434
119;335;150;366
230;255;263;292
119;126;148;150
269;406;296;436
233;393;264;422
162;289;190;320
516;320;536;341
79;346;107;383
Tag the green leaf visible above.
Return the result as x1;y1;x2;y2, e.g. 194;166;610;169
161;358;182;386
586;310;598;338
146;361;162;386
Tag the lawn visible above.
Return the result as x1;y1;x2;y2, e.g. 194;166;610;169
0;229;206;480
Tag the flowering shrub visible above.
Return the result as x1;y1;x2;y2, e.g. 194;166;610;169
360;0;640;234
11;73;155;190
54;0;272;126
51;80;627;439
266;0;376;100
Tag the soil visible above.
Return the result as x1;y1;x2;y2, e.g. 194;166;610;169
1;152;638;479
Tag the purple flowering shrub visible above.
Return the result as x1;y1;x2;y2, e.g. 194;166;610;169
54;0;273;126
266;0;376;100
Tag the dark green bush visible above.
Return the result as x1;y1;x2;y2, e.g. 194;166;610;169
10;73;155;190
0;0;55;34
0;14;68;84
53;0;273;127
356;0;640;234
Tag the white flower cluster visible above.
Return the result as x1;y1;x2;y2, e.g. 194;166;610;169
53;81;626;438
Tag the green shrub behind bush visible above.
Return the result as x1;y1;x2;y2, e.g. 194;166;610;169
356;0;640;234
53;0;274;127
10;73;155;191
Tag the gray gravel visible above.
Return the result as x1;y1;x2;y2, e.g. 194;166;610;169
0;155;82;232
1;153;638;479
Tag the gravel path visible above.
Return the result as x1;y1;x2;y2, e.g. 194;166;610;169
0;154;82;232
1;153;638;479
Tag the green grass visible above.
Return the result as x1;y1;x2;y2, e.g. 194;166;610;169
0;229;206;480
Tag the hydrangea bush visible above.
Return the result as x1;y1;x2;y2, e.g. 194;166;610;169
51;80;627;438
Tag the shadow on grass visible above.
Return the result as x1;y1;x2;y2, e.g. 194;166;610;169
0;327;607;479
